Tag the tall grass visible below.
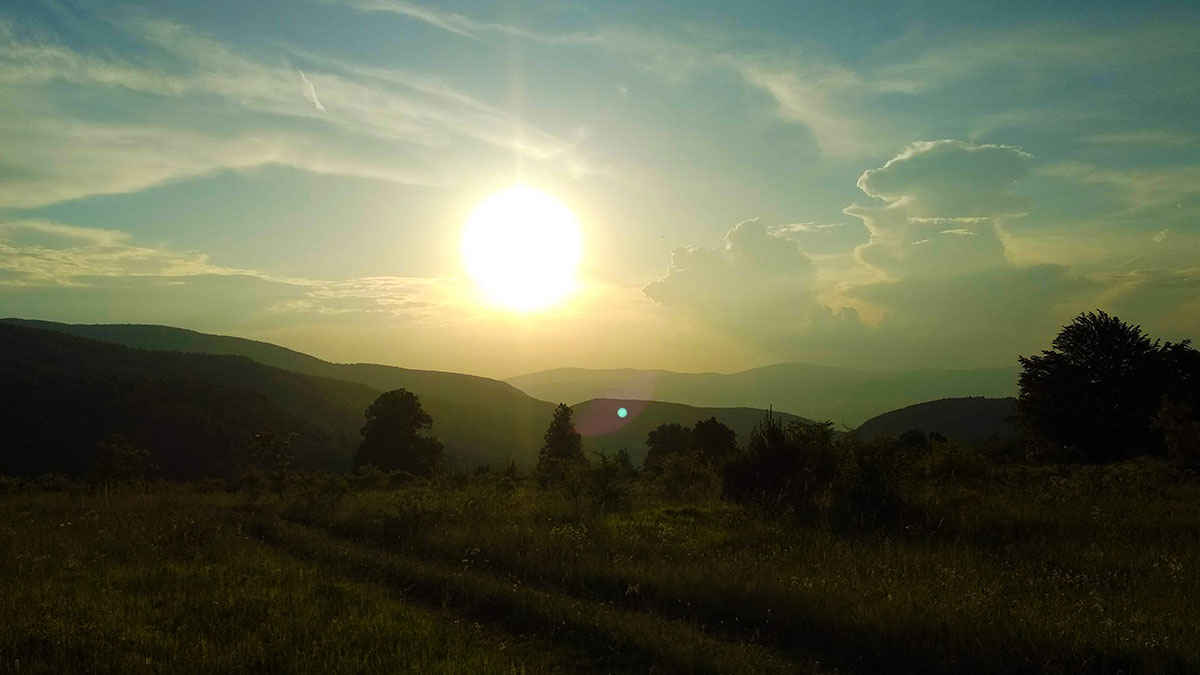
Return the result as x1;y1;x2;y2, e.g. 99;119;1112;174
2;459;1198;674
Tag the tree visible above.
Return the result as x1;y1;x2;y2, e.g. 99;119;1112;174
643;422;692;473
690;417;737;466
249;431;295;494
536;403;586;484
355;389;442;475
1015;310;1195;461
93;435;153;495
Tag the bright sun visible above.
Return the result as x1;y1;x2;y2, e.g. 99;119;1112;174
461;185;583;312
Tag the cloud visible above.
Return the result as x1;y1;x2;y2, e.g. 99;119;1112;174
1085;130;1199;146
328;0;544;41
842;140;1034;281
643;218;861;347
771;222;846;234
727;59;868;156
0;15;592;208
1037;162;1200;214
0;219;262;286
855;140;1032;217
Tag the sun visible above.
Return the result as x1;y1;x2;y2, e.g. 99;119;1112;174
461;185;583;312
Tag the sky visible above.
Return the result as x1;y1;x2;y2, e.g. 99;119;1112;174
1;0;1198;378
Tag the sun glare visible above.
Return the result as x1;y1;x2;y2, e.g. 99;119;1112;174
461;185;583;312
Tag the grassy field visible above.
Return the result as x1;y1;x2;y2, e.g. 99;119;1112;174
2;461;1198;674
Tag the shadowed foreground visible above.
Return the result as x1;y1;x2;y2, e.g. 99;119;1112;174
2;461;1198;674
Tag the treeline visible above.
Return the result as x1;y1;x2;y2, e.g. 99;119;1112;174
3;311;1199;494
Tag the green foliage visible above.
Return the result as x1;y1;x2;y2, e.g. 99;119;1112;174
536;403;586;485
643;418;738;473
642;422;691;473
723;415;906;523
690;416;738;465
355;389;442;475
587;453;633;512
651;454;721;502
1017;310;1200;461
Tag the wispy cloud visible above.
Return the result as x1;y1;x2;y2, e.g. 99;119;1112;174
1038;162;1200;213
0;16;590;207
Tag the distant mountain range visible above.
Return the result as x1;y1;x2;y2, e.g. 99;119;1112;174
507;363;1019;427
2;319;819;475
855;397;1018;443
2;318;1023;478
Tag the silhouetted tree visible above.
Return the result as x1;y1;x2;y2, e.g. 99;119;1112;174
355;390;442;475
1016;310;1198;461
93;435;153;495
613;447;636;475
643;422;692;473
537;403;586;484
691;417;737;466
250;430;296;494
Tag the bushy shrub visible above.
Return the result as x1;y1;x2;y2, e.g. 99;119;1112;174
284;472;349;521
588;453;633;512
723;416;908;524
653;454;721;503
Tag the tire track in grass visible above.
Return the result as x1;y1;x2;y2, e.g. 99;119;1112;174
249;516;830;675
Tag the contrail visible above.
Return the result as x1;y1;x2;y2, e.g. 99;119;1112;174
298;69;326;112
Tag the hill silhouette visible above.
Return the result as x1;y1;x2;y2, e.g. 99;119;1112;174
509;363;1018;426
571;398;809;466
3;319;554;468
0;322;377;478
855;397;1018;443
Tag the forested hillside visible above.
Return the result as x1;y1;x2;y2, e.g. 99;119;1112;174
2;319;555;469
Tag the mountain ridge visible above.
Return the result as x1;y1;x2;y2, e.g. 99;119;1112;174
509;363;1019;426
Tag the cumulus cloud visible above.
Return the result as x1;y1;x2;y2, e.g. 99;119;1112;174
643;218;861;346
855;140;1032;218
843;140;1033;280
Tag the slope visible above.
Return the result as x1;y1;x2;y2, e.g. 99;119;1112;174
855;397;1018;443
3;319;554;468
0;322;377;478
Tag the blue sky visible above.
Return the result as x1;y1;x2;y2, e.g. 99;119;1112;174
1;0;1198;377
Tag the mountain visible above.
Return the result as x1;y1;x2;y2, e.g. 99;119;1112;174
3;319;555;468
571;398;809;466
855;397;1018;443
0;322;380;478
508;363;1019;427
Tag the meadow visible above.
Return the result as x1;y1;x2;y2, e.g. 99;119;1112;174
2;458;1198;674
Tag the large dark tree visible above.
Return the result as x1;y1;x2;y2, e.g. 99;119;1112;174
643;422;692;473
690;417;738;465
536;403;586;483
1016;310;1196;461
355;389;442;474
